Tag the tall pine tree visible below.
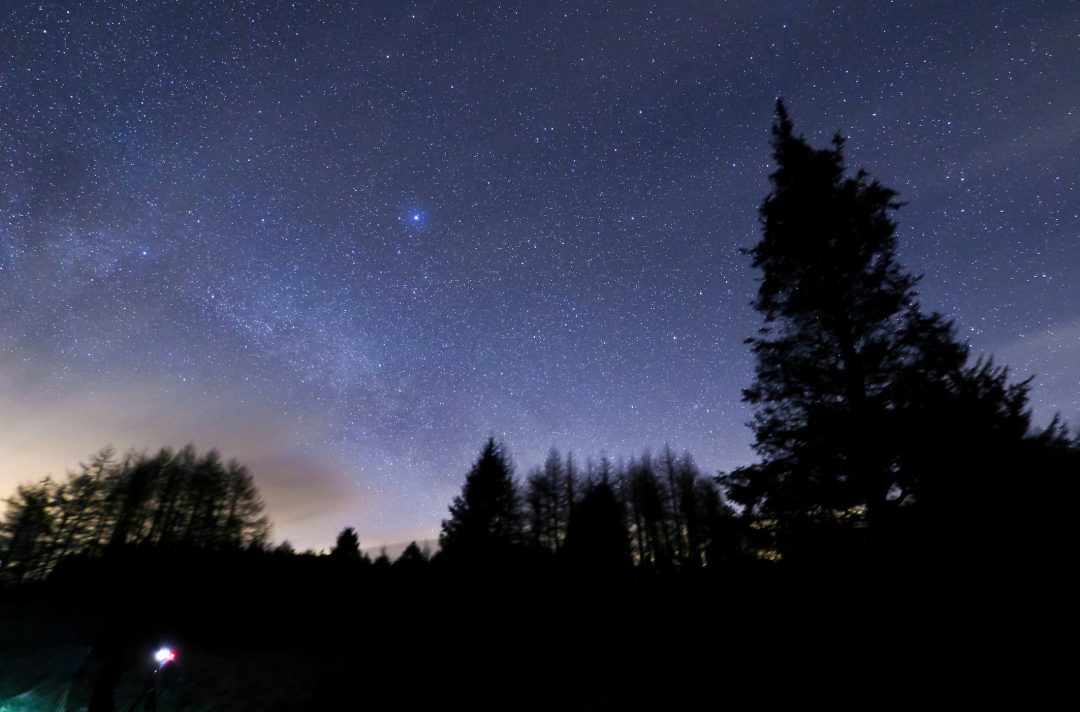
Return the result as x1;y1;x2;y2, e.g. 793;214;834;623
440;438;522;563
727;102;972;559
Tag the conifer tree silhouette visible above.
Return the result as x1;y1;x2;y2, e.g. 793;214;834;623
726;101;974;558
439;437;522;562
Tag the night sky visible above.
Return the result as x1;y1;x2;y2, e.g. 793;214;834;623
2;1;1078;550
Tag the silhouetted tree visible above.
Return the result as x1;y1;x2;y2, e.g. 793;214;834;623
394;541;429;570
564;480;631;574
0;482;54;582
564;451;579;532
891;357;1076;561
372;547;392;571
440;437;522;562
626;453;675;569
524;447;579;555
524;465;551;551
331;527;362;560
700;473;747;566
602;449;742;570
53;449;113;560
659;446;686;563
543;448;564;554
729;103;948;556
0;444;270;581
221;459;270;547
274;540;295;556
726;102;1052;561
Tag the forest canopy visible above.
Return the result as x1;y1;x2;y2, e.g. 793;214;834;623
0;445;269;583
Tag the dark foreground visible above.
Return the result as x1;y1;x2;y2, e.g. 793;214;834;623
0;551;1059;711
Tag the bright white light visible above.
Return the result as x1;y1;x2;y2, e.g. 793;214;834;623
154;647;176;664
412;214;421;221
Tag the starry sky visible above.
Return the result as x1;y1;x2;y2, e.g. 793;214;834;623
2;1;1078;550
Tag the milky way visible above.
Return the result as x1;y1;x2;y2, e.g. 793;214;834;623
2;1;1078;549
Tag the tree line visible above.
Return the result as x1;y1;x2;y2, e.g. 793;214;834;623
433;101;1078;570
436;439;743;572
0;445;269;583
